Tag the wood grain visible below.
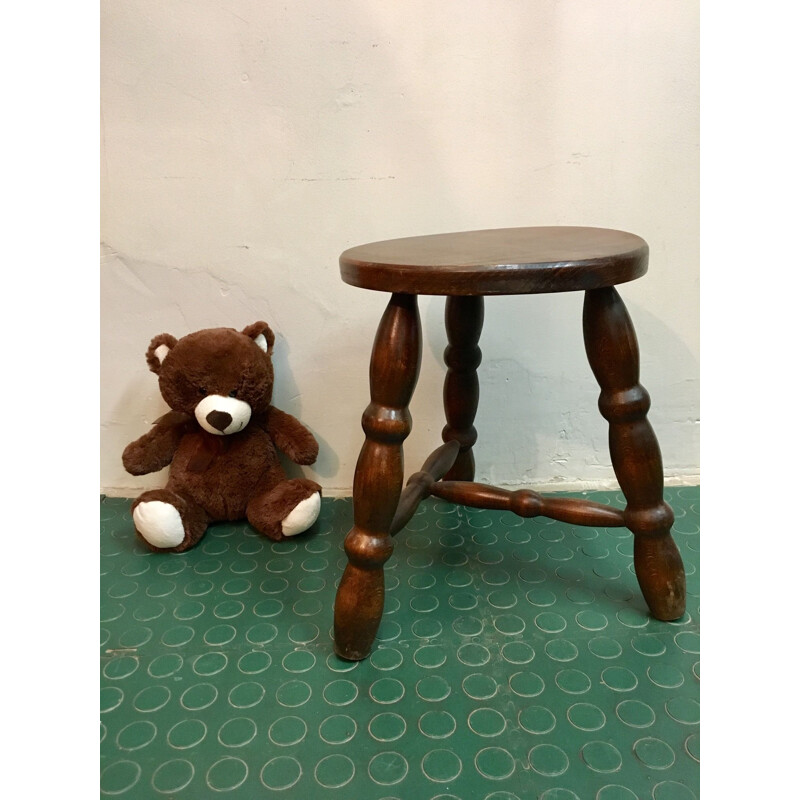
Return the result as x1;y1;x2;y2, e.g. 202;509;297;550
333;293;421;660
442;296;484;480
583;286;686;620
428;481;627;527
390;441;460;536
340;227;648;295
334;227;683;662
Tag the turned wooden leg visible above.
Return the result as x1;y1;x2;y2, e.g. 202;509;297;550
583;287;686;620
334;293;422;660
442;295;484;481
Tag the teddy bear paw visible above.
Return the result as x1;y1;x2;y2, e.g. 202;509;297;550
133;500;186;549
281;492;321;537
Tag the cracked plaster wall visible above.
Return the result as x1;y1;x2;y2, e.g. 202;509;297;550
101;0;699;498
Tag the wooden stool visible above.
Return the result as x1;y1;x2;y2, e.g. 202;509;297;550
333;226;686;661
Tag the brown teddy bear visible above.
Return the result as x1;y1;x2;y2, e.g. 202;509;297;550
122;321;321;552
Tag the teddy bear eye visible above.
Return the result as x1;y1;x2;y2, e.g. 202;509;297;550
229;389;238;398
197;386;207;397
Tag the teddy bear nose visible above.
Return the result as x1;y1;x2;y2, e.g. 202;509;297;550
206;410;232;432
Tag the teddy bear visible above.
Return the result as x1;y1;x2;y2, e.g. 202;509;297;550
122;321;321;552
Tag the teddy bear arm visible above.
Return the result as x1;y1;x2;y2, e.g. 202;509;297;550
122;412;190;475
265;406;319;465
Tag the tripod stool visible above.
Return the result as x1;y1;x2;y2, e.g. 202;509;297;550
332;226;686;661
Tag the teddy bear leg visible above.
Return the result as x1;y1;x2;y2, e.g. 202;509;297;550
247;479;322;542
131;489;209;553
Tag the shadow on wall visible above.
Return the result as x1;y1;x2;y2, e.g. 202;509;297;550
101;2;697;493
613;297;699;474
409;289;699;487
103;256;697;497
292;278;698;496
270;335;340;481
100;246;340;493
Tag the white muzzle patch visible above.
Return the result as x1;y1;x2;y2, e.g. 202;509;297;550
195;394;252;435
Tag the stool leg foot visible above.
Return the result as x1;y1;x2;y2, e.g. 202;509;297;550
334;293;421;660
442;295;484;481
583;287;686;620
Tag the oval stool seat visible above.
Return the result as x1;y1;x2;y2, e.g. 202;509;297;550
340;226;648;295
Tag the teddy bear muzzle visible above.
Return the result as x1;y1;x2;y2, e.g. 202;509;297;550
195;394;252;435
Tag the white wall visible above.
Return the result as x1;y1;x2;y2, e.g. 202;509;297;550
101;0;699;498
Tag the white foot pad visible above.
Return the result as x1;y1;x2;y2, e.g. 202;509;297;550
281;493;321;537
133;500;186;549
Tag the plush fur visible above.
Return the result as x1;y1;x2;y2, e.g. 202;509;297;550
123;322;321;552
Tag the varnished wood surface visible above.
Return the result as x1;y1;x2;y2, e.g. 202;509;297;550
340;227;648;295
390;441;460;536
583;287;686;620
442;296;483;479
334;228;684;662
333;293;422;661
428;480;626;527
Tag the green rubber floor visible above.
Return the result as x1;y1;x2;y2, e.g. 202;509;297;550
100;487;699;799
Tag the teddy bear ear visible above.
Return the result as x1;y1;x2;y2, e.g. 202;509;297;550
242;321;275;355
146;333;178;374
